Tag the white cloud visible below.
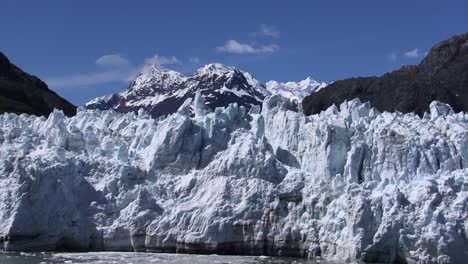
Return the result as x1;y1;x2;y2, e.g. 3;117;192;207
144;55;181;66
253;24;280;38
404;48;420;58
189;56;200;64
95;54;129;66
47;53;182;89
216;40;279;54
46;70;138;89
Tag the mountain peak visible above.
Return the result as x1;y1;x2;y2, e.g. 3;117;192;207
140;62;169;74
195;63;237;77
130;64;187;92
298;77;313;86
139;63;185;79
266;77;326;100
86;61;324;117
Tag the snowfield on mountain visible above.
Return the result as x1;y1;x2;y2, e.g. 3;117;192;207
0;93;467;263
266;77;327;101
85;63;324;118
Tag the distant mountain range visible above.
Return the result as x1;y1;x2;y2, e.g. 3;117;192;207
303;32;468;116
0;52;76;117
88;33;468;119
0;33;466;119
266;77;326;101
85;63;323;118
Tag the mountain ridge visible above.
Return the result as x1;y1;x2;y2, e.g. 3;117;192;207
266;77;326;101
302;32;468;116
85;63;322;117
0;52;76;117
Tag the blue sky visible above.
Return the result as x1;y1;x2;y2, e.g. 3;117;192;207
2;0;467;106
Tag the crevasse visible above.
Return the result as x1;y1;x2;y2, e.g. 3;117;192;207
0;93;466;263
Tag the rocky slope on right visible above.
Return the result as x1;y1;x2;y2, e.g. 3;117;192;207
303;33;468;116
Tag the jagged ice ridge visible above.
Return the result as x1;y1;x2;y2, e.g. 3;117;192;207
0;93;466;263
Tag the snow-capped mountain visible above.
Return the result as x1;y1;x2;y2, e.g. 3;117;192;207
90;64;187;103
183;63;269;109
86;63;272;117
85;64;189;117
1;95;466;263
85;63;325;117
266;77;327;101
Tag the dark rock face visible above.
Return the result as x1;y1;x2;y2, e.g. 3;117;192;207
0;52;76;117
303;33;468;116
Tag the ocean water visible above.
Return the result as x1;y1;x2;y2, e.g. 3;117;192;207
0;252;343;264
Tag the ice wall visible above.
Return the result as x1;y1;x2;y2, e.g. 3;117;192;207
0;95;466;263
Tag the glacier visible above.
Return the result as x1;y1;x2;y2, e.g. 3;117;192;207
0;93;466;263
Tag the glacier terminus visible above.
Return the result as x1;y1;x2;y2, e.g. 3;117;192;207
0;93;466;263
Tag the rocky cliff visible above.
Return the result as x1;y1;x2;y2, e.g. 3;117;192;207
303;33;468;116
0;52;76;117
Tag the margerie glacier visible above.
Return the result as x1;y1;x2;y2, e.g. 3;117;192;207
0;93;467;264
